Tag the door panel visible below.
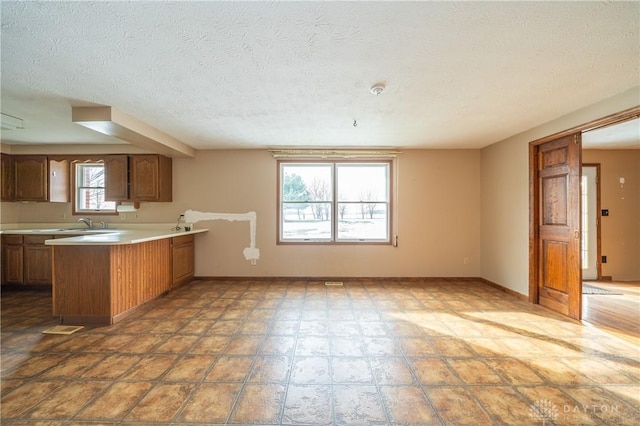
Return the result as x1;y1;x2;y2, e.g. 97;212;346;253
537;134;582;319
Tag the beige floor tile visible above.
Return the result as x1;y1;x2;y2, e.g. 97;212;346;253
333;385;388;424
380;385;439;425
40;353;105;379
411;358;462;385
260;335;296;356
1;381;66;418
121;354;178;380
81;354;140;379
295;336;331;356
26;381;109;420
370;357;415;385
224;335;262;355
230;383;286;424
486;357;547;384
471;385;535;425
517;386;602;425
75;382;153;421
163;354;215;381
562;386;640;425
282;385;332;425
331;357;374;384
125;383;194;422
426;386;493;425
178;383;241;423
447;358;504;385
291;357;330;384
248;355;291;383
205;355;254;382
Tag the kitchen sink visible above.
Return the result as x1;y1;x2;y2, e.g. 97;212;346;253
59;228;119;233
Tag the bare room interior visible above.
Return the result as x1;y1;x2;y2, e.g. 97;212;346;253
1;2;638;425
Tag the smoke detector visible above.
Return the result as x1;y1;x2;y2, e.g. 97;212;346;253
370;83;385;95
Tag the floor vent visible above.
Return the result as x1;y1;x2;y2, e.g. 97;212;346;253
324;281;344;286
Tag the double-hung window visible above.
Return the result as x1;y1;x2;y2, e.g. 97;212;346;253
278;160;391;243
74;162;116;214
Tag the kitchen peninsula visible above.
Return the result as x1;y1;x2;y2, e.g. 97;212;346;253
42;227;207;325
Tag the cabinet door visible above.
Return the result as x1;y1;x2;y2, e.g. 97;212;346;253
130;155;172;201
172;235;194;287
1;153;15;201
24;245;52;285
2;245;24;284
49;159;69;203
104;155;129;201
130;155;160;200
15;156;47;201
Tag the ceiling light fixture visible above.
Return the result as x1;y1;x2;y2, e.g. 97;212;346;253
1;113;25;130
370;83;385;96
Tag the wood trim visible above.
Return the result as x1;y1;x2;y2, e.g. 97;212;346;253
529;143;539;304
529;106;640;146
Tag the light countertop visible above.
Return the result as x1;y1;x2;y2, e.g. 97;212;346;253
1;226;207;246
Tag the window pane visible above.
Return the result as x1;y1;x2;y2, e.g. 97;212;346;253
282;164;332;201
278;160;391;243
77;188;116;211
337;163;388;202
75;163;115;212
281;202;332;240
78;164;105;187
337;202;389;240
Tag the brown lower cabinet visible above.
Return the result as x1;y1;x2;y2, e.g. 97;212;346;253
52;235;195;325
1;235;53;285
172;234;194;287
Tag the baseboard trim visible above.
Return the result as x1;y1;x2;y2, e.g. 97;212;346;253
194;276;486;283
478;278;528;301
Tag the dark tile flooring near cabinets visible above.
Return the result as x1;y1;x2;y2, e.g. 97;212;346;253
1;279;639;425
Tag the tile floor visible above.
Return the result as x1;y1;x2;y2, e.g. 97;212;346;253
1;279;639;425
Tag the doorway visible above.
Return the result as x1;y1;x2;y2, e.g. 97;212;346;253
529;106;640;320
581;164;600;280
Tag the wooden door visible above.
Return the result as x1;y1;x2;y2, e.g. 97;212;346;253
130;155;160;200
1;153;15;201
104;155;129;201
536;134;582;319
2;244;24;284
14;156;47;201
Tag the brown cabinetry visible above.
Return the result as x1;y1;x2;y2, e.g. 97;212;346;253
24;235;53;285
2;235;24;284
1;153;15;201
104;154;172;202
6;155;69;202
172;235;194;287
104;155;129;201
1;234;53;285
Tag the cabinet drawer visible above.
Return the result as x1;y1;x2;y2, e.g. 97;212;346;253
2;235;23;245
24;235;53;245
172;235;194;246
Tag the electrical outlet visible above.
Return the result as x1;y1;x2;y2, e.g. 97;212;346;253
601;255;607;263
463;257;470;265
120;213;126;220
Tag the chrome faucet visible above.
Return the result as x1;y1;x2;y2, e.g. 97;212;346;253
78;217;93;229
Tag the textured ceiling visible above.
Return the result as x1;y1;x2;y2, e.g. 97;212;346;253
1;1;639;151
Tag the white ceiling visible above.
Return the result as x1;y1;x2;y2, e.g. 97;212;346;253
1;1;639;151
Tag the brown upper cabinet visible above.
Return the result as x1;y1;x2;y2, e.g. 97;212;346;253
5;155;69;202
1;153;15;201
104;154;172;202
